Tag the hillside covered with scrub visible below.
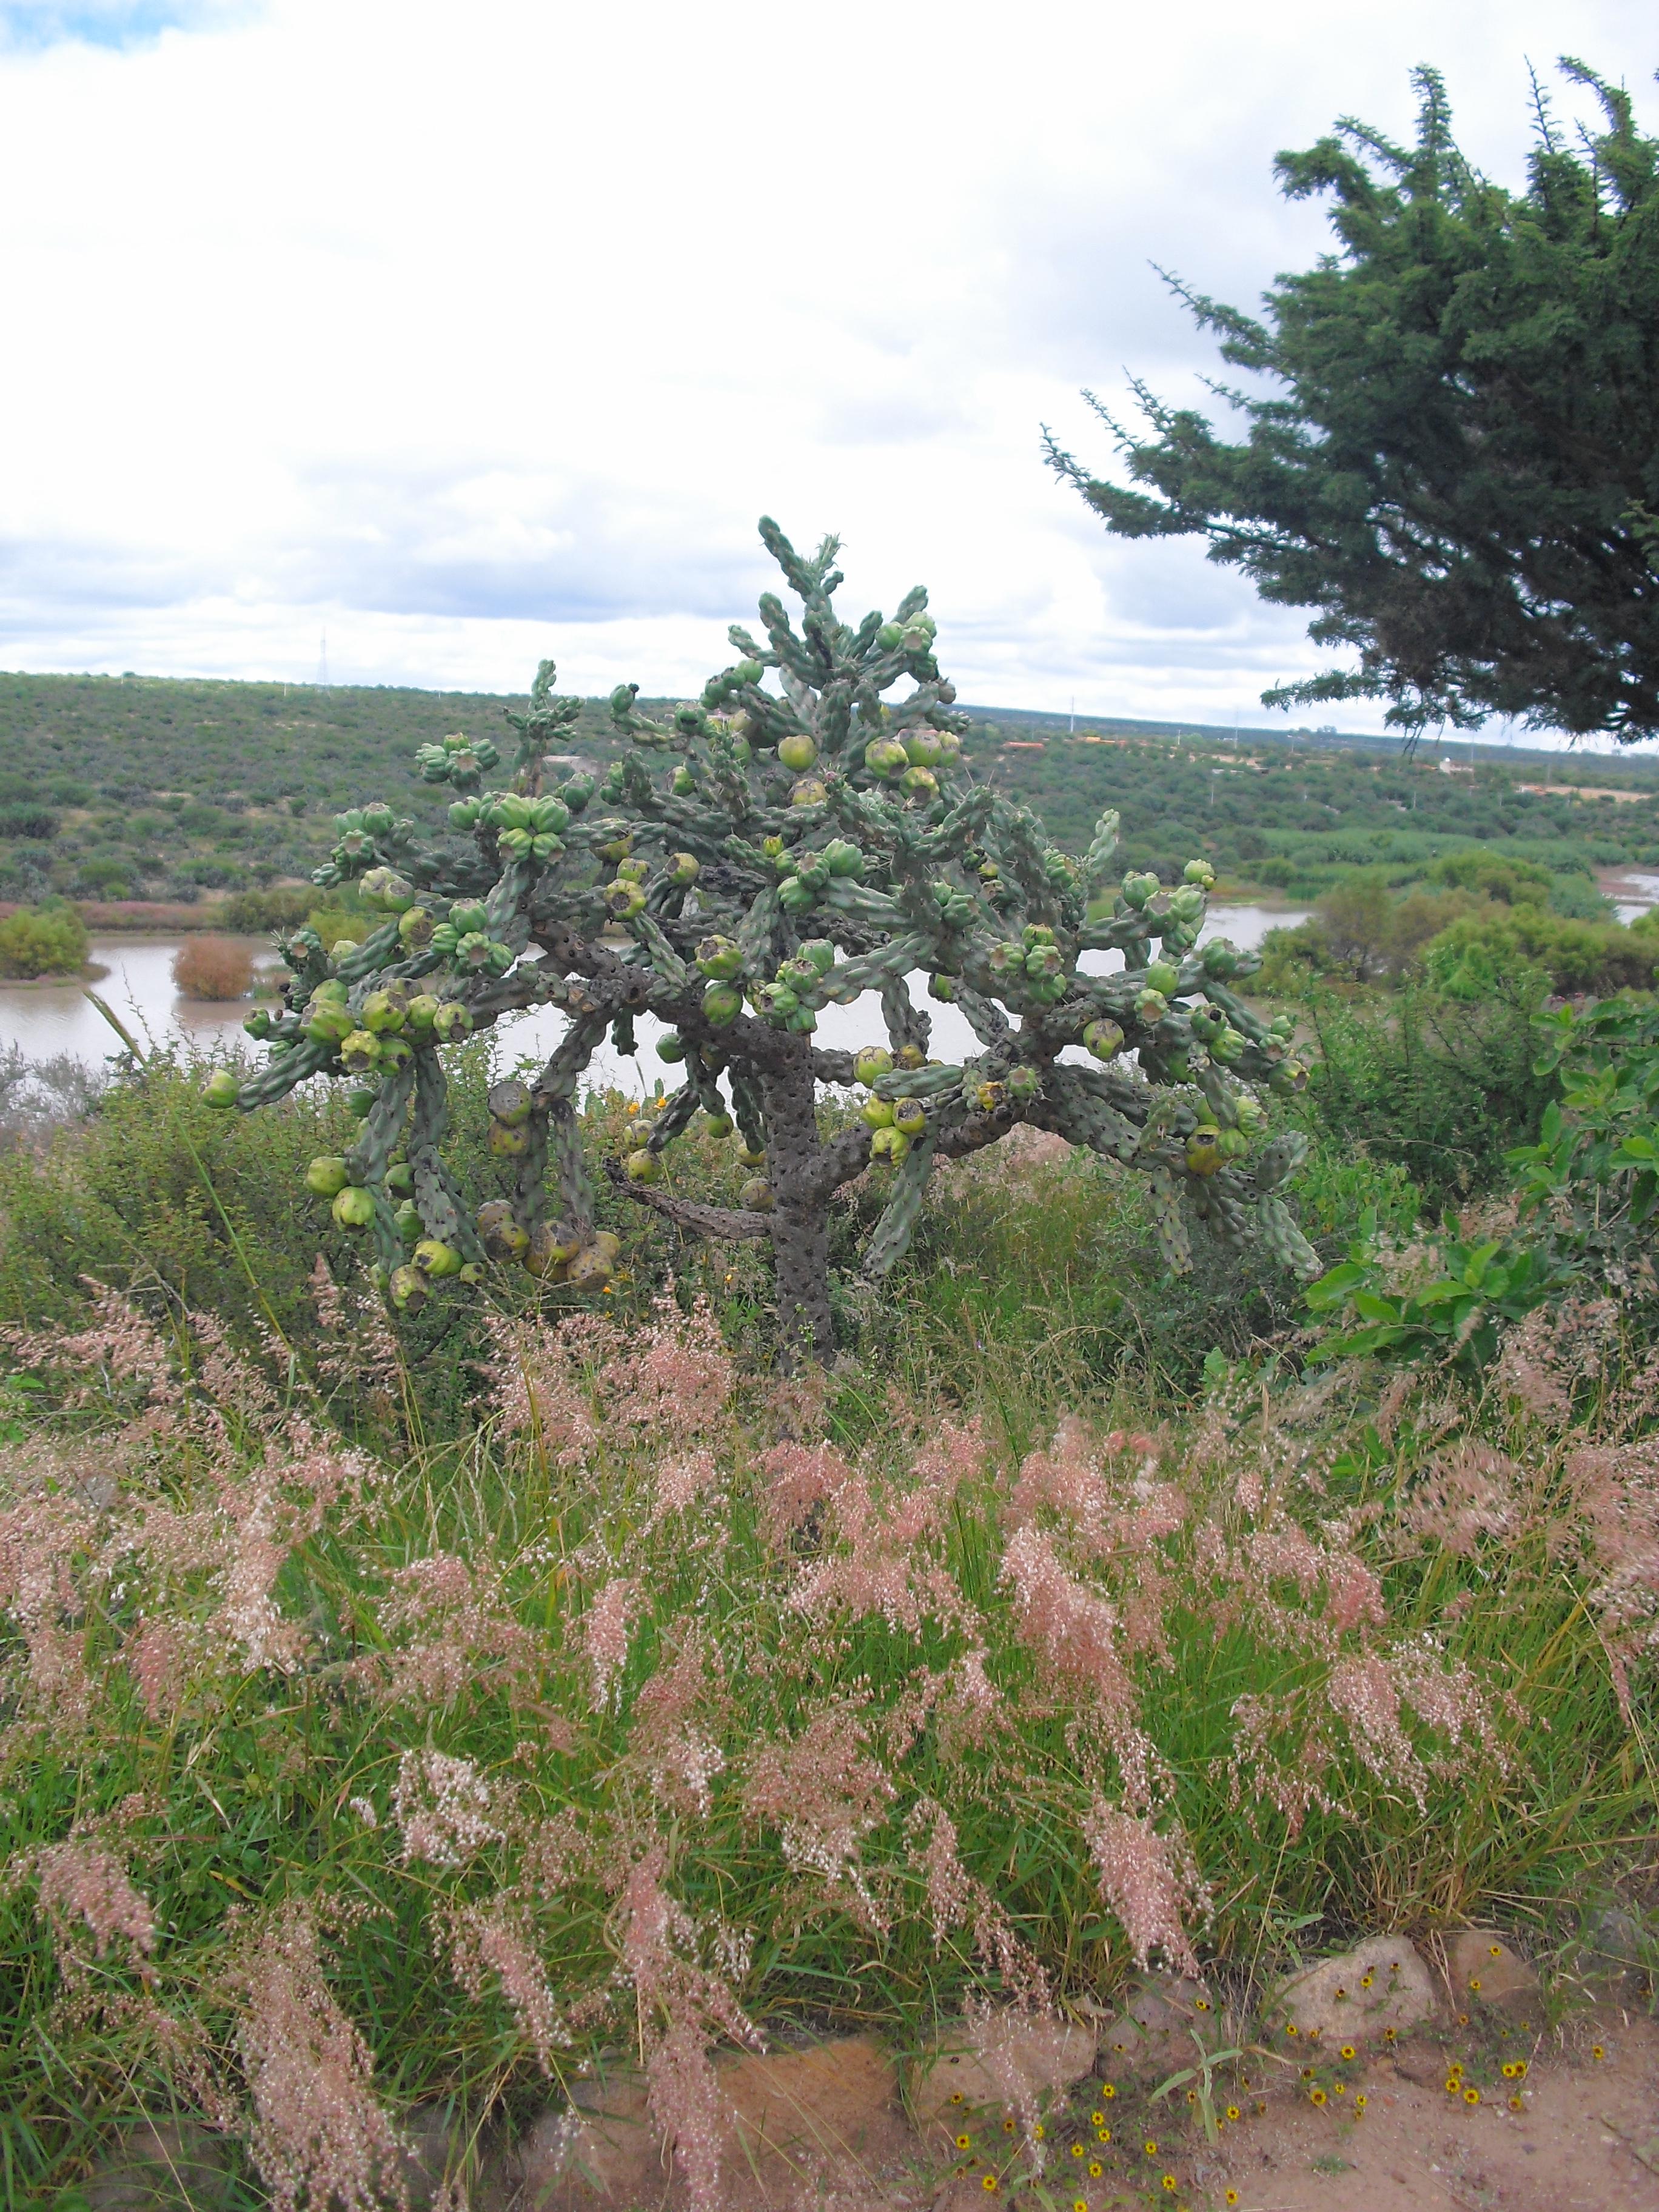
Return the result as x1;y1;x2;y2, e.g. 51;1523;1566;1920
4;665;1659;911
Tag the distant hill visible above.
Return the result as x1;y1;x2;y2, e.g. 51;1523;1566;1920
4;668;1657;908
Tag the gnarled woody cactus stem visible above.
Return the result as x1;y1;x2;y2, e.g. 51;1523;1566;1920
213;515;1318;1359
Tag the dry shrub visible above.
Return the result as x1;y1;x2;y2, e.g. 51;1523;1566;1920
172;936;253;1000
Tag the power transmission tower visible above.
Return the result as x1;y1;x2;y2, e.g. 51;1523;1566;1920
315;630;330;692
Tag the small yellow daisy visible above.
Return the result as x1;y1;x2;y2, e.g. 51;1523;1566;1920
1101;2084;1116;2100
1224;2105;1241;2123
957;2135;973;2151
1355;2095;1368;2115
1509;2095;1524;2112
1070;2145;1084;2162
1226;2194;1240;2208
1144;2139;1159;2157
1339;2045;1356;2061
1088;2162;1103;2178
981;2176;998;2194
1309;2087;1327;2108
1592;2045;1606;2062
1161;2179;1178;2196
1359;1972;1375;1989
1089;2111;1105;2127
1097;2128;1111;2143
1464;2088;1481;2106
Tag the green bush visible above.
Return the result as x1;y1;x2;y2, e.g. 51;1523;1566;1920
1287;984;1553;1214
1423;908;1659;998
0;902;88;978
216;885;319;934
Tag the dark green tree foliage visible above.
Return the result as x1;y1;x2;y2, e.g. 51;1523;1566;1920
210;523;1317;1361
1047;62;1659;740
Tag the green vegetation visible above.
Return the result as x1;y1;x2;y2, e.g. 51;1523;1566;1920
1050;61;1659;739
213;521;1320;1363
0;899;89;977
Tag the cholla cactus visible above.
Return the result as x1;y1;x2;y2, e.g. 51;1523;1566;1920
212;518;1317;1362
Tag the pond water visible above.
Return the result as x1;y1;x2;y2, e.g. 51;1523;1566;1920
0;904;1307;1094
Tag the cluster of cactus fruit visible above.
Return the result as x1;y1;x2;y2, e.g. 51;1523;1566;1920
208;518;1317;1362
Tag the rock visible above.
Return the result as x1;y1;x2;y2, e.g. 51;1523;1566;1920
504;2070;657;2211
1269;1936;1436;2046
1438;1929;1541;2014
83;2124;231;2212
716;2034;912;2208
1093;1977;1218;2078
911;2014;1096;2140
500;2036;911;2212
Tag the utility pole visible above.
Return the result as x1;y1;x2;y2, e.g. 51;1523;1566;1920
1069;696;1075;737
316;631;330;692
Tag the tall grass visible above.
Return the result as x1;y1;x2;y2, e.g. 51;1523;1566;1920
1;1284;1651;2205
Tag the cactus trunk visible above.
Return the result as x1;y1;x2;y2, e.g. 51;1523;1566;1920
762;1032;834;1364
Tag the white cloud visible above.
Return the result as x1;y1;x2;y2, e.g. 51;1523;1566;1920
0;0;1652;735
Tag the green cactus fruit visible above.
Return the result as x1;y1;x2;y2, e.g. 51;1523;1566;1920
695;934;743;980
404;993;441;1034
1185;1127;1224;1176
389;1263;429;1313
1144;959;1180;997
449;900;489;935
902;730;944;767
893;1098;925;1136
739;1176;774;1211
791;776;829;807
822;840;863;879
626;1150;662;1184
1122;870;1160;909
732;657;765;685
738;1144;766;1169
341;1030;382;1075
900;765;939;800
657;1032;686;1063
398;907;436;953
869;1124;911;1163
1201;938;1241;977
929;974;957;1002
971;1079;1007;1114
488;1119;532;1159
895;1044;926;1071
432;1002;474;1043
854;1046;894;1085
303;1000;355;1044
777;732;819;772
1184;858;1216;886
865;736;910;778
332;1184;376;1229
360;867;414;910
876;620;905;651
243;1007;273;1039
382;1161;414;1196
475;1199;531;1261
1006;1065;1041;1105
1135;988;1169;1027
666;851;700;886
702;1111;735;1139
413;1238;463;1278
360;990;406;1034
1216;1127;1250;1160
1209;1026;1246;1065
1084;1019;1125;1062
1268;1058;1308;1096
305;1155;350;1197
862;1096;895;1128
702;982;742;1027
488;1079;533;1126
605;880;647;920
448;797;484;830
347;1085;377;1116
671;765;697;797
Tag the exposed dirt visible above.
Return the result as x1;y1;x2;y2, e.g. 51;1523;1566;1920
83;2004;1659;2212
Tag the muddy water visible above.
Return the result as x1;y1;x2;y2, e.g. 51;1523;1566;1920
0;905;1307;1093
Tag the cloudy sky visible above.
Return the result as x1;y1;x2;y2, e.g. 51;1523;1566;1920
0;0;1652;732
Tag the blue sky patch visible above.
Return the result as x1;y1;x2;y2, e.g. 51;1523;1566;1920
0;1;254;53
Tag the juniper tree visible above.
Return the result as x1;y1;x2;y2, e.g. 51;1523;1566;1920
1047;62;1659;741
209;518;1317;1364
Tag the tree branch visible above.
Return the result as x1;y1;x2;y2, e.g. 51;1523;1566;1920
604;1160;773;1242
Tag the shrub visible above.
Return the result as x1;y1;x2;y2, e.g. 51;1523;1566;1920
1423;908;1659;998
217;886;317;934
172;936;254;1001
0;803;58;840
1287;984;1553;1213
0;902;88;979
